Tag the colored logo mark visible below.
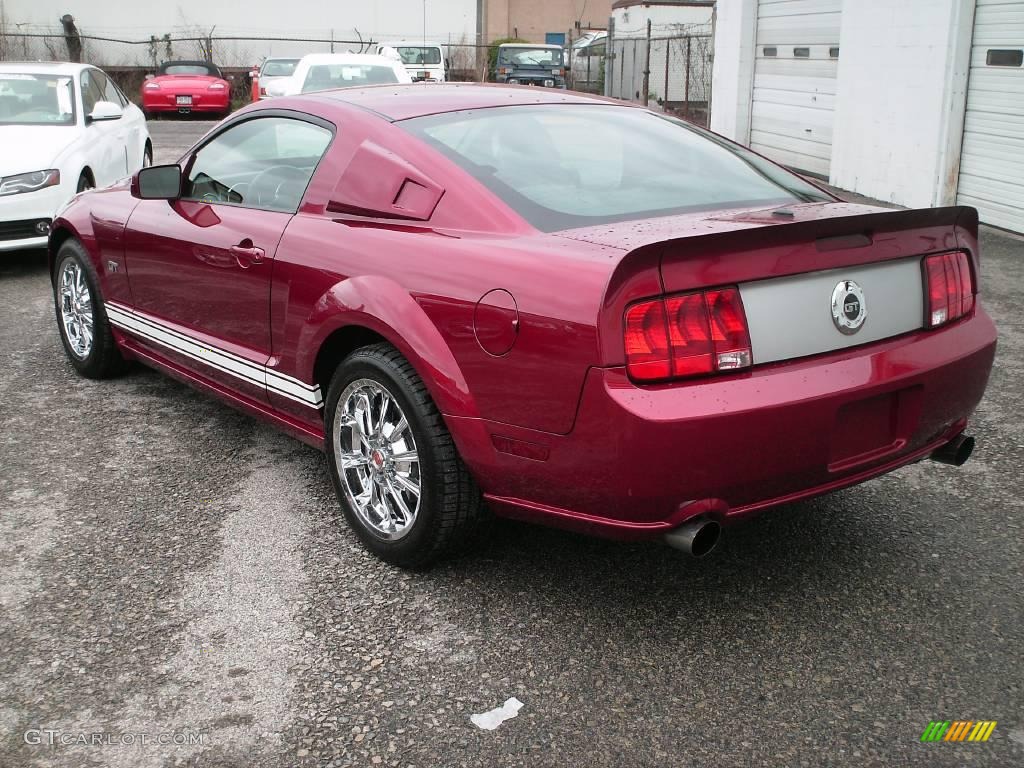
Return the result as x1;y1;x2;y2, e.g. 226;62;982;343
921;721;997;742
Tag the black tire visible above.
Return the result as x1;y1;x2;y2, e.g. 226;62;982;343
143;144;153;167
76;172;93;193
324;343;484;568
52;239;128;379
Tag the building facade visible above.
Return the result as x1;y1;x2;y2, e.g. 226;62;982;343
711;0;1024;234
482;0;612;45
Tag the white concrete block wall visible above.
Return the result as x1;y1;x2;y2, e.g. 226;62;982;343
709;0;758;142
830;0;976;207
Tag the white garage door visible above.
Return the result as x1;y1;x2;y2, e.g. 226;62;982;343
957;0;1024;233
749;0;841;177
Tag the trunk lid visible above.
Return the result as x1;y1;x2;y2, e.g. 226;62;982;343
572;202;980;368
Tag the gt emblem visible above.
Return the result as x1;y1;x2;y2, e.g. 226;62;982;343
831;280;867;335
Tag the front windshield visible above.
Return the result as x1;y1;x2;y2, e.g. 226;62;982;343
404;105;832;232
160;63;220;77
396;47;442;66
498;48;563;68
0;74;76;126
261;59;298;77
301;64;399;92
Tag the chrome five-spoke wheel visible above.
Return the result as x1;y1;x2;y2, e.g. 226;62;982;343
333;378;421;541
58;259;93;360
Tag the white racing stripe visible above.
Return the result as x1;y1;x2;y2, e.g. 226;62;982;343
106;301;323;409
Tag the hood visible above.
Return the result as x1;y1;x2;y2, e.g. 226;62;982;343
0;124;80;176
151;75;224;91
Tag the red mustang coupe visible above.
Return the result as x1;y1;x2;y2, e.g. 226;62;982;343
48;86;996;567
141;60;231;118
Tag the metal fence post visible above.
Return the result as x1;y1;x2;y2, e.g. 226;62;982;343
604;16;615;98
684;36;692;119
664;39;671;106
641;19;651;106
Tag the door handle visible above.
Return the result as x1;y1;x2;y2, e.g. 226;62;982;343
229;241;265;268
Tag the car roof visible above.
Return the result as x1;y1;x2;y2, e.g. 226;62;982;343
160;60;219;68
385;41;443;47
299;53;399;66
0;61;91;76
309;82;629;121
499;43;564;49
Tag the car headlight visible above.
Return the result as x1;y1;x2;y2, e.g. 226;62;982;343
209;82;227;90
544;79;555;87
0;169;61;196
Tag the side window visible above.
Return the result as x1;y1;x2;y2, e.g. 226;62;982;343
102;72;129;107
80;70;105;114
183;117;333;213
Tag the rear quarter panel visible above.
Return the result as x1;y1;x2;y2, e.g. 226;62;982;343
270;107;618;435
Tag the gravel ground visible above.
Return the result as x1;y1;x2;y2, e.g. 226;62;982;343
0;120;1021;768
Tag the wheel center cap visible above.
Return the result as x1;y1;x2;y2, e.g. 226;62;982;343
370;449;386;470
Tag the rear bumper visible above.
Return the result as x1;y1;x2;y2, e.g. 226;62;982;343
449;309;997;540
142;94;229;113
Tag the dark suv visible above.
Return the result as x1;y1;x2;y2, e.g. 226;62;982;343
493;44;567;88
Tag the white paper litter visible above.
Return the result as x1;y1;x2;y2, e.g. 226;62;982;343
470;697;524;730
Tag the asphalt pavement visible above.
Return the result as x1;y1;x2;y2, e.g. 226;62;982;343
0;119;1021;767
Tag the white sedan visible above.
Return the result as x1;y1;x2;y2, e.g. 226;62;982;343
0;62;151;252
262;53;413;98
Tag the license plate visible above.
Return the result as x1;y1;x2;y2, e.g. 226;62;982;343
829;389;919;470
176;95;192;105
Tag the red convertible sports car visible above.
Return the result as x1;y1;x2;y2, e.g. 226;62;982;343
48;85;996;567
141;60;231;118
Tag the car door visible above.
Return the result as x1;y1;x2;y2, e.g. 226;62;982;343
80;69;124;184
102;72;143;171
121;114;334;405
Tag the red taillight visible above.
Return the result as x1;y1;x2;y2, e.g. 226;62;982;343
625;287;752;382
924;251;974;327
624;298;671;380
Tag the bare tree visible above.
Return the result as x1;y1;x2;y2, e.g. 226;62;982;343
60;13;82;62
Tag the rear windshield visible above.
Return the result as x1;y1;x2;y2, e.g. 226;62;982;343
498;47;564;68
301;64;399;92
0;73;75;125
261;59;298;77
160;63;221;77
397;47;442;66
403;105;832;232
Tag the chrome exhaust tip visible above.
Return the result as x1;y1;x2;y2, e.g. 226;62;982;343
930;433;975;467
664;517;721;557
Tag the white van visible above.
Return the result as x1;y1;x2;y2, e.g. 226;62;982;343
377;41;447;82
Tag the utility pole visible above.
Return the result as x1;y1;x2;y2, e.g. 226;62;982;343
641;19;651;106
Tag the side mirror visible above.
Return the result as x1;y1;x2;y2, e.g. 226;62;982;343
132;164;182;200
227;74;235;81
88;100;123;122
144;73;155;81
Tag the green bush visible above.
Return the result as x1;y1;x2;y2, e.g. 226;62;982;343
487;37;528;81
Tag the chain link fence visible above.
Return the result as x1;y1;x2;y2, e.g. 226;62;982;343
604;23;713;126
